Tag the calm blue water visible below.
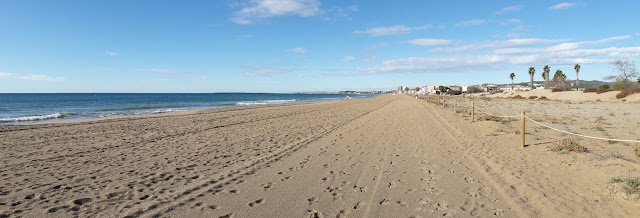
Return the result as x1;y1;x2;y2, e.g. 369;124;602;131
0;93;372;125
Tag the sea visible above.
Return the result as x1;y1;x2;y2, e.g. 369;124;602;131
0;93;373;125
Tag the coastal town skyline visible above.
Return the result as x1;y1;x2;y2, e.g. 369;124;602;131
1;0;640;93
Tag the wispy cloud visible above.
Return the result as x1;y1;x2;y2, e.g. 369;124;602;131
230;0;321;24
134;69;183;74
408;38;453;46
506;33;526;38
236;34;253;40
341;56;356;61
16;74;64;82
358;35;639;75
455;19;486;27
0;72;14;77
105;51;119;56
431;38;566;52
494;36;631;54
363;42;388;50
363;55;382;62
495;5;523;14
244;67;289;76
549;2;577;10
353;25;432;36
286;47;308;54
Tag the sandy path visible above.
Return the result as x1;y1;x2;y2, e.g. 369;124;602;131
159;96;521;217
2;95;638;217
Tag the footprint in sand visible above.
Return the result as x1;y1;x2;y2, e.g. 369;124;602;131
380;199;391;206
307;196;318;205
248;198;264;207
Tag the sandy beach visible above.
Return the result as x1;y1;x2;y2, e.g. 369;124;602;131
1;95;640;217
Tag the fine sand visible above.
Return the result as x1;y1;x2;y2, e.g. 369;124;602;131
1;95;639;217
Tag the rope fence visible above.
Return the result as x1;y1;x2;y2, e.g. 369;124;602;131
420;94;640;146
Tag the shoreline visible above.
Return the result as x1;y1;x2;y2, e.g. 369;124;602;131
0;94;377;126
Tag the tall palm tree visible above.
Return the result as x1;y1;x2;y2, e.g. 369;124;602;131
574;64;581;89
543;65;550;88
528;67;535;90
509;72;516;90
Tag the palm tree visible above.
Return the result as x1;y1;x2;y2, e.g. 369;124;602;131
528;67;535;90
509;72;516;91
543;65;550;88
574;64;581;89
553;69;566;88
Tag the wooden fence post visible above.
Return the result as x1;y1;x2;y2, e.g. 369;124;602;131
521;111;525;147
471;101;475;122
454;99;457;114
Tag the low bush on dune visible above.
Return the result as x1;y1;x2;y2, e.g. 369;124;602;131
583;87;598;93
616;88;640;99
529;96;538;99
596;88;613;94
548;139;587;153
511;95;524;99
538;96;548;100
611;176;640;196
551;88;564;92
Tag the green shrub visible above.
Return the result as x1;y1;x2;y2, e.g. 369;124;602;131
600;84;611;89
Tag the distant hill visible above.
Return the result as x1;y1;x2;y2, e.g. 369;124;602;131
508;80;610;88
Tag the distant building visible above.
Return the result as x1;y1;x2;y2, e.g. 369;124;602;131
481;84;499;93
449;84;462;92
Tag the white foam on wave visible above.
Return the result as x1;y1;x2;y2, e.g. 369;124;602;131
236;99;296;106
0;113;64;123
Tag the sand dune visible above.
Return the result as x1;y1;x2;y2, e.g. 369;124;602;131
1;96;639;217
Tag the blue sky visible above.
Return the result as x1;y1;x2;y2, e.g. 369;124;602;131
1;0;639;93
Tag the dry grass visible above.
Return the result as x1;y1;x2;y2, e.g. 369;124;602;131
552;88;564;92
538;96;548;100
616;88;640;99
596;88;613;94
634;146;640;161
548;139;587;153
583;87;598;93
512;95;524;99
529;96;538;99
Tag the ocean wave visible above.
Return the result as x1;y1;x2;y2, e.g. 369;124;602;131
236;99;296;106
100;105;182;111
0;112;77;123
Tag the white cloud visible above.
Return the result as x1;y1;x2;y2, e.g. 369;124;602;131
230;0;321;24
431;38;566;52
506;33;526;38
363;55;382;62
287;47;308;54
550;2;576;10
236;34;253;40
506;18;521;24
455;19;486;27
0;72;14;77
134;69;183;74
105;51;118;56
495;5;523;14
407;38;453;46
16;74;64;82
341;56;356;61
353;25;432;36
363;42;388;50
494;36;631;54
245;67;289;76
